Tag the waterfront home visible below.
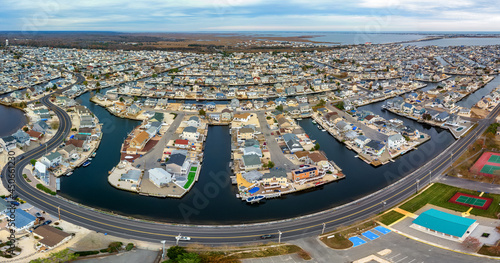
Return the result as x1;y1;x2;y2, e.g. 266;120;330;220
292;165;320;183
186;116;201;127
33;225;72;251
79;115;95;128
34;109;51;120
238;128;255;140
146;122;162;137
262;168;288;187
276;114;293;129
243;147;263;158
242;170;263;184
363;140;385;156
354;135;371;148
283;133;303;153
34;162;49;185
127;104;141;115
32;120;50;134
174;139;190;149
12;129;31;147
181;126;200;142
130;131;151;149
26;130;43;142
435;112;450;122
149;112;164;123
149;168;173;187
387;134;406;149
242;155;262;171
230;98;240;109
306;152;330;170
221;109;233;121
165;151;190;175
40;152;63;168
120;169;141;184
0;136;17;151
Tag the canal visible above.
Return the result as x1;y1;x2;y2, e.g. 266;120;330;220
53;90;455;224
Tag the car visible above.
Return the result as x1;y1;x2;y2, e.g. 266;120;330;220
10;201;20;206
136;164;141;168
160;163;166;166
157;159;162;162
42;220;52;226
260;234;273;239
35;212;42;218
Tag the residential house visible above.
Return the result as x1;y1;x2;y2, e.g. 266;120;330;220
233;113;251;122
149;168;172;187
364;140;385;156
387;134;406;149
283;133;303;153
6;209;36;232
174;139;190;149
242;155;262;171
32;120;50;134
40;152;63;168
261;169;288;187
181;126;200;142
12;129;31;146
33;225;72;251
130;131;150;149
120;169;141;184
0;136;17;151
165;151;190;175
292;165;320;183
186;116;201;127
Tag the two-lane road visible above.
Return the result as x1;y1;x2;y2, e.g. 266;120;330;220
2;94;500;245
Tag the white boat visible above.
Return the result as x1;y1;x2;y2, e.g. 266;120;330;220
91;152;96;157
322;129;326;132
312;120;317;124
66;172;73;176
88;158;93;161
124;156;134;159
317;125;322;129
246;195;265;203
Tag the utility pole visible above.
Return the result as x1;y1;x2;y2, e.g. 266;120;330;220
278;230;282;244
58;206;61;221
176;233;181;246
416;179;420;193
429;170;432;184
322;223;326;235
161;240;166;259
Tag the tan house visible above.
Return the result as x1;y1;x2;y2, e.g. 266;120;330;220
33;225;72;251
130;131;150;149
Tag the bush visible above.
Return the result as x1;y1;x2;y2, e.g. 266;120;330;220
36;184;56;195
107;241;123;253
167;246;186;260
74;250;99;257
125;243;134;251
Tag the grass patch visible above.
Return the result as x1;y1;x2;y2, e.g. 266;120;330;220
400;183;500;219
378;210;405;226
190;166;198;172
320;234;353;249
183;172;196;189
229;244;308;260
36;184;56;196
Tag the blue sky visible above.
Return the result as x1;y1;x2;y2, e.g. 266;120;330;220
0;0;498;32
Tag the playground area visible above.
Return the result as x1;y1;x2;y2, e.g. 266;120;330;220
448;192;493;210
469;151;500;177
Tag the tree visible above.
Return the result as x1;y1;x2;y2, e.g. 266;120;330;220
119;97;125;102
461;236;481;251
83;80;88;86
314;143;320;151
30;159;37;166
422;113;432;121
23;127;29;132
134;96;138;102
334;101;344;110
51;121;59;130
167;246;187;261
96;82;101;87
276;105;284;112
267;161;275;169
176;252;201;263
199;109;206;116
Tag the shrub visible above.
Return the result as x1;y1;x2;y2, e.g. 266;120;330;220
125;243;134;251
74;250;99;257
36;184;56;195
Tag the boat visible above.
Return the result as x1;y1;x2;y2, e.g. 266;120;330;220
246;195;265;203
124;156;134;159
297;118;302;120
312;120;317;124
88;158;93;161
321;129;326;132
91;152;96;157
317;125;322;129
66;172;73;176
82;161;91;167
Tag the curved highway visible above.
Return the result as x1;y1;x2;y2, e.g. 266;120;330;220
2;94;500;245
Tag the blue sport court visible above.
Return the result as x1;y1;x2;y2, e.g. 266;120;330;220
348;236;366;247
374;226;391;235
362;231;379;240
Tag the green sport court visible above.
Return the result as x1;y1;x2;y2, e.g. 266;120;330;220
488;155;500;164
479;164;500;175
449;192;493;210
455;195;486;207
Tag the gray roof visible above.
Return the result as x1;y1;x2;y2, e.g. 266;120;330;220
183;126;198;133
242;155;261;167
45;152;62;161
242;170;263;182
167;153;187;167
121;170;141;181
262;168;287;179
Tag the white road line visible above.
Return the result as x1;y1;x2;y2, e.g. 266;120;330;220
407;259;416;263
395;256;408;263
388;253;401;260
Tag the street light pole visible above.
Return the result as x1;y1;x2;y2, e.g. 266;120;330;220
429;170;432;184
322;223;326;235
278;230;282;244
416;179;420;193
176;233;181;246
161;240;166;259
58;206;61;221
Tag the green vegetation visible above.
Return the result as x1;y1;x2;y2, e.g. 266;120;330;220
163;246;202;263
320;234;353;249
168;68;180;74
51;121;59;130
36;184;56;196
486;123;500;135
73;250;99;257
275;105;284;112
30;248;78;263
190;166;198;172
125;243;134;251
400;183;500;219
183;172;196;189
314;143;320;151
321;220;377;249
378;210;405;226
263;161;275;169
334;101;344;110
30;159;37;166
315;99;326;107
199;109;206;116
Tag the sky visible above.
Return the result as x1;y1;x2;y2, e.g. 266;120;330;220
0;0;499;32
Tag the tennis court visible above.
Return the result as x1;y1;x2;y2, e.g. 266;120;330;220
455;195;487;207
448;192;493;210
488;155;500;164
480;164;500;175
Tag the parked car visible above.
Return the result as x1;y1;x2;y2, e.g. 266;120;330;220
10;201;20;206
42;220;52;226
35;212;42;218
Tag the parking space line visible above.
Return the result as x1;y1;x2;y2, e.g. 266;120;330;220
394;256;408;263
388;253;401;260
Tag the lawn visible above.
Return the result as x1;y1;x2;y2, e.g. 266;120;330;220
400;183;500;219
190;166;198;172
183;172;196;189
320;234;353;249
378;210;405;226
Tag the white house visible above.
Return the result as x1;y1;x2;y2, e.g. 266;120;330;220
149;168;172;188
40;152;63;168
181;126;200;142
186;116;201;127
387;134;406;149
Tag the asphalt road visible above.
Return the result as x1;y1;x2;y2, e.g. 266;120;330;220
2;91;500;246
